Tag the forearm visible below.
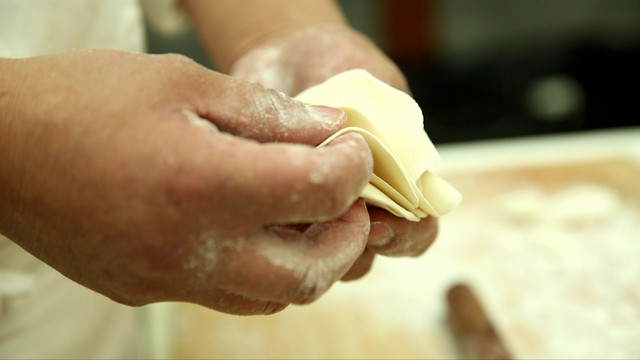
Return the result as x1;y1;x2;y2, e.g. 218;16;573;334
182;0;348;73
0;57;29;239
0;56;66;244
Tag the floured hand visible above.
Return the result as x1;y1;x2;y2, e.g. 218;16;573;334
230;25;444;279
0;49;374;315
230;24;408;96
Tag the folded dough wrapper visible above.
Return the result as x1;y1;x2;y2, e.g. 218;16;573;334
295;69;462;221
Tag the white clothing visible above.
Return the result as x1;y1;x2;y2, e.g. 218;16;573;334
0;0;186;358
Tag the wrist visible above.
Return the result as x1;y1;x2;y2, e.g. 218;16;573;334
0;57;30;238
229;24;409;96
226;22;352;72
183;0;349;73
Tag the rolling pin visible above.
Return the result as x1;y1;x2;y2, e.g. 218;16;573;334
446;283;513;359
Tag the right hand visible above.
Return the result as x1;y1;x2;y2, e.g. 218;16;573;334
0;49;373;315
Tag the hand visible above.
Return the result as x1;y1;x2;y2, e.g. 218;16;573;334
230;24;408;95
0;49;374;314
230;25;439;280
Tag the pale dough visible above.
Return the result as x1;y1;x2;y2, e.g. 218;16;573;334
295;69;462;221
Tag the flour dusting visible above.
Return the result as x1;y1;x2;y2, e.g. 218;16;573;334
235;86;343;142
255;220;368;302
183;230;247;280
230;45;294;94
308;163;330;185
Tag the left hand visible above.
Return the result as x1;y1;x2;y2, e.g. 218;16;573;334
230;24;439;280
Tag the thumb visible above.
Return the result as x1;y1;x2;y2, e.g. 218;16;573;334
194;72;345;145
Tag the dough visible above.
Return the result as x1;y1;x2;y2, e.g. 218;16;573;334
295;69;461;221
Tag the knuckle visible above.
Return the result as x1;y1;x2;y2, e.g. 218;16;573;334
255;86;310;129
235;84;289;140
264;87;290;113
257;87;296;124
247;84;279;115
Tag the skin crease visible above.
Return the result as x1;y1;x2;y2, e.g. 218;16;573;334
0;49;374;314
226;24;439;281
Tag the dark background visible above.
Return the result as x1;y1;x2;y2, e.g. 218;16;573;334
146;0;640;144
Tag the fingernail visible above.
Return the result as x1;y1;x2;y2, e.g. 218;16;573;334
368;221;394;247
309;105;345;129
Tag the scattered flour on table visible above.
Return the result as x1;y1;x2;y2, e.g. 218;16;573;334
320;181;640;359
439;182;640;358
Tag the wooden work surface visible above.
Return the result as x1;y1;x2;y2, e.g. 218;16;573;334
143;128;640;359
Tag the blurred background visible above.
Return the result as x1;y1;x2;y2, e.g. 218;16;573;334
146;0;640;144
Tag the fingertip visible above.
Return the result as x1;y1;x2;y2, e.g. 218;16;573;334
367;209;439;257
341;247;375;281
368;221;394;247
309;105;346;131
247;135;372;224
325;132;374;175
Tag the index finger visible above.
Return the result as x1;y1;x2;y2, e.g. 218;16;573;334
210;132;373;225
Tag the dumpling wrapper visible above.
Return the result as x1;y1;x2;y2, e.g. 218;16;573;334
295;69;462;221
